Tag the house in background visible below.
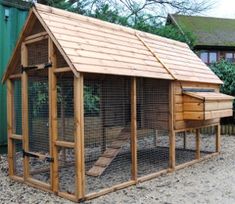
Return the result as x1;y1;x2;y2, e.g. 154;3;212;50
167;14;235;64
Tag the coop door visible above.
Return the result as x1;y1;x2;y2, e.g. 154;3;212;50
26;76;52;186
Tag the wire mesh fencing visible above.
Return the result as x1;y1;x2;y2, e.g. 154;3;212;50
137;78;170;177
28;76;50;184
200;126;217;156
56;73;76;195
84;75;132;194
175;131;196;166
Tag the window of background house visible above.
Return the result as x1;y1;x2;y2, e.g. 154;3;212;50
225;52;234;62
200;52;208;63
209;52;217;63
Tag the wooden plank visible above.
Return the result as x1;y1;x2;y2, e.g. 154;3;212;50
131;77;137;181
94;157;113;167
216;124;221;153
7;79;14;176
11;134;23;140
183;102;203;112
24;31;48;41
205;101;233;111
74;74;85;199
54;67;71;73
137;169;168;183
169;82;175;170
183;95;202;103
72;64;172;80
24;35;48;45
21;42;29;180
9;74;22;79
184;111;204;120
55;140;75;148
205;109;233;120
48;38;58;192
196;129;200;160
135;33;175;80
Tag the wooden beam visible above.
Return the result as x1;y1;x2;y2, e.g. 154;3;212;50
48;38;59;192
10;134;23;140
54;67;72;73
216;124;221;153
24;31;48;41
137;169;168;183
7;79;14;177
55;141;75;148
196;129;200;160
21;42;29;180
74;74;85;200
24;35;48;45
9;74;22;80
169;82;175;170
131;77;137;181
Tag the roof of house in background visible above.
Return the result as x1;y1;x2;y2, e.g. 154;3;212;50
3;3;222;84
168;14;235;47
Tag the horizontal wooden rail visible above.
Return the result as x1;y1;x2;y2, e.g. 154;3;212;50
54;67;72;73
55;140;75;148
24;32;48;44
9;74;22;79
10;134;22;140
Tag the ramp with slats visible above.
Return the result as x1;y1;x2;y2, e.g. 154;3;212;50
86;128;130;177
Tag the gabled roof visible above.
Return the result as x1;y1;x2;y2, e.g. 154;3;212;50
168;14;235;47
3;3;222;84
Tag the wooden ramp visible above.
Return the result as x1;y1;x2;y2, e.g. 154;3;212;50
86;128;130;177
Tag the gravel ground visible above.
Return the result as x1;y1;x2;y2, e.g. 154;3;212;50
1;135;235;204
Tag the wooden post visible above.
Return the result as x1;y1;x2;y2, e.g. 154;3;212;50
7;79;14;176
48;38;59;192
183;131;186;149
131;77;137;181
195;129;200;160
21;42;29;180
216;124;221;153
74;74;85;200
169;82;175;170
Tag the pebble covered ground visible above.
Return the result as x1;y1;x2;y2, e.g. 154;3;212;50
1;135;235;204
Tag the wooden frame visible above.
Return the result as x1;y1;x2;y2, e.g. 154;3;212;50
5;4;230;201
74;73;85;200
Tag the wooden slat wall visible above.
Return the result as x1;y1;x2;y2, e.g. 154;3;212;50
173;81;220;130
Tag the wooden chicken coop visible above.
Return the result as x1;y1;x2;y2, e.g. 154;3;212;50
2;3;234;202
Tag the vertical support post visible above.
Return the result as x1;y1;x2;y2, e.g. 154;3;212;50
183;131;186;149
48;38;58;192
7;79;14;176
195;129;200;160
21;42;29;180
216;124;221;153
74;74;85;200
131;77;137;181
169;81;175;170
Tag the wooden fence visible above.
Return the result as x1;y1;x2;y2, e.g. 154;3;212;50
201;124;235;135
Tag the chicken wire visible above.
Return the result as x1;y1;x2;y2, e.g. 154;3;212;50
84;75;131;194
28;76;50;184
57;73;76;195
137;78;170;177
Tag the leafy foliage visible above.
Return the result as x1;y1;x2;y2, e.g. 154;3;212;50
210;60;235;124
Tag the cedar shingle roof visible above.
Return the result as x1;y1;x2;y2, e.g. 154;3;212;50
168;14;235;47
3;4;222;84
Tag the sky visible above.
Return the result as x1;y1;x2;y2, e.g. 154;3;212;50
205;0;235;18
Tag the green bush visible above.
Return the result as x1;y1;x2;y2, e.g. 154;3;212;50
210;60;235;124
